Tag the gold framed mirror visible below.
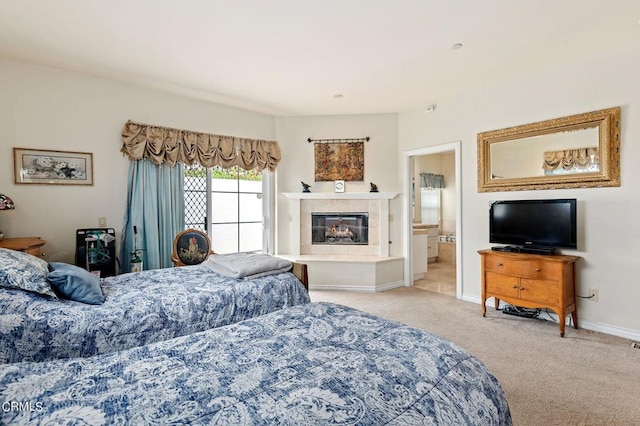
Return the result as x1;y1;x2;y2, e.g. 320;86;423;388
477;107;620;192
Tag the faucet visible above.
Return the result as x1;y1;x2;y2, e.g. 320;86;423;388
446;233;453;242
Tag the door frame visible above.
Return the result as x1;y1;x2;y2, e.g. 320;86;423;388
403;141;462;299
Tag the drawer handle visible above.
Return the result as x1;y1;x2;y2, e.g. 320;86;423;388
512;285;518;289
535;268;541;272
520;287;525;291
496;263;503;267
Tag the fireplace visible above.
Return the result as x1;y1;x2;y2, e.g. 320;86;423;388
311;212;369;245
284;191;397;256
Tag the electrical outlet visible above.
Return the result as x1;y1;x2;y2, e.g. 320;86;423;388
588;288;599;302
98;217;107;227
632;342;640;350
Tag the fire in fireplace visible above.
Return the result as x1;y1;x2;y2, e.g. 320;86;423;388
311;212;369;245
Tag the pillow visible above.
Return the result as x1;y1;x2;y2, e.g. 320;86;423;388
0;247;56;298
47;262;105;305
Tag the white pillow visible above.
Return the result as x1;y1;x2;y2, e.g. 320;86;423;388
0;248;57;298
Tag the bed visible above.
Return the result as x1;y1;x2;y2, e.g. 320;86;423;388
0;302;511;425
0;248;310;363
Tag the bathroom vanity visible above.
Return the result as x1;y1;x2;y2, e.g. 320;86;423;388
412;224;438;279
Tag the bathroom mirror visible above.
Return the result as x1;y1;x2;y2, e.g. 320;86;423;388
477;107;620;192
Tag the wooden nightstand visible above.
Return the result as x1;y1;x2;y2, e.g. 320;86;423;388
0;237;46;257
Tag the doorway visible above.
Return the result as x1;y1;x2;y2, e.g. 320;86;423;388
403;141;462;299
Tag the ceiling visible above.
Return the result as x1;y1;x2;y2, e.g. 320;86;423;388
1;0;639;116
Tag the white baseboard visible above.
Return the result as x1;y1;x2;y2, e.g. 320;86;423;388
376;280;405;292
310;280;404;293
462;294;640;341
577;320;640;341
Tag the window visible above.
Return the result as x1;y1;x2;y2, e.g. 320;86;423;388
184;165;272;254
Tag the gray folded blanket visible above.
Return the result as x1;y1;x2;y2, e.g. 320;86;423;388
203;253;292;280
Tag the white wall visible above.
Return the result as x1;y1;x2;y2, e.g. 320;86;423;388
398;41;640;338
275;114;402;256
0;58;276;264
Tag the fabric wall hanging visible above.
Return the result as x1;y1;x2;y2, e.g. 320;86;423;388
121;120;281;172
311;137;367;182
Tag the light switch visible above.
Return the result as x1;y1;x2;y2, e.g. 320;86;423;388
98;217;107;227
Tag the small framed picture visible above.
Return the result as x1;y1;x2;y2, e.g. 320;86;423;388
334;180;345;193
13;148;94;185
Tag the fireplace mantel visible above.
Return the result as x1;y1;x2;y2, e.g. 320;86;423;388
283;192;398;200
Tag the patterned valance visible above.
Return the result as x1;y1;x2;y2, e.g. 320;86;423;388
121;120;281;172
543;147;599;175
419;172;445;189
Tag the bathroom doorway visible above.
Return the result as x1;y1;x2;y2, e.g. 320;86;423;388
404;141;462;299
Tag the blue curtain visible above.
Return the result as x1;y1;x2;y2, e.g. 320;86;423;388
419;172;445;189
121;159;184;272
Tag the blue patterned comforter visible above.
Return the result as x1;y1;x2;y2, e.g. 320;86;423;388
0;303;511;425
0;265;310;363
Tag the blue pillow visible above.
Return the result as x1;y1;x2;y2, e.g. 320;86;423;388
0;247;56;298
47;262;105;305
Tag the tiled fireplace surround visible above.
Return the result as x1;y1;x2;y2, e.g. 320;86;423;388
282;192;403;292
283;192;397;257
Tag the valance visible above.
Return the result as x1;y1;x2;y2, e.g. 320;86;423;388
542;147;599;174
419;172;445;189
121;120;281;172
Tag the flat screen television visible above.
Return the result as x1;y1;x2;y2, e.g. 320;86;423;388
489;198;577;253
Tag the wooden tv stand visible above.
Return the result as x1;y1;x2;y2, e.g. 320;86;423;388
478;249;580;337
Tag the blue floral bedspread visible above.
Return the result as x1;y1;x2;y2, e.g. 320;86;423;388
0;302;511;425
0;265;310;363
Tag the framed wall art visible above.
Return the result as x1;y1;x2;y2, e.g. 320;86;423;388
314;141;364;181
13;148;94;185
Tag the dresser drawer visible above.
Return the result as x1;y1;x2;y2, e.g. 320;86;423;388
484;254;559;280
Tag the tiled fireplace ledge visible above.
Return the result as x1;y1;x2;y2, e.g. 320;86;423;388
278;254;404;292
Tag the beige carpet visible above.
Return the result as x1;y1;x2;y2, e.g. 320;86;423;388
310;287;640;426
